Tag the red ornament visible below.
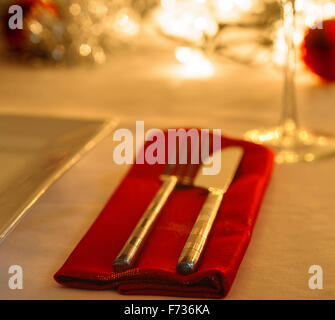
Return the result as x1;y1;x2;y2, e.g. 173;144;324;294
302;19;335;82
3;0;59;52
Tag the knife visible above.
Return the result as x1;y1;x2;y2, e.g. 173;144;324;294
177;146;244;275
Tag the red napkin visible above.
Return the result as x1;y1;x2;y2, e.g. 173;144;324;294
54;130;274;298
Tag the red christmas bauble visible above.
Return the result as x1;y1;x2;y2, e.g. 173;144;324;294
302;19;335;82
3;0;59;52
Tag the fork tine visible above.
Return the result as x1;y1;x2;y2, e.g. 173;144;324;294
163;134;201;185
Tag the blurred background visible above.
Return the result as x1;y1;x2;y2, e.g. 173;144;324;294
0;0;335;136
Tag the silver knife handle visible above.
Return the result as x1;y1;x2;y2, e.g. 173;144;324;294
177;187;224;275
113;174;178;272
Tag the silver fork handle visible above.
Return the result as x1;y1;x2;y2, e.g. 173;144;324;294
113;174;178;272
177;187;224;275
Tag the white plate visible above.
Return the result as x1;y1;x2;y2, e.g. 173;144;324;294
0;113;118;242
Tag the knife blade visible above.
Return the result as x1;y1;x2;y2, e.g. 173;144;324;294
177;146;244;275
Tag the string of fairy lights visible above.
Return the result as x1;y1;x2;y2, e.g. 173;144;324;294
153;0;335;76
2;0;335;77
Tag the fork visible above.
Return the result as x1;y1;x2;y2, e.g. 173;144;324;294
113;138;199;273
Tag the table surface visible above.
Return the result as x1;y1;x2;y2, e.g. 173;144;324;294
0;45;335;300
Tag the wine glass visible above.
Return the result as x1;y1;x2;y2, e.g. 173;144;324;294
244;0;335;163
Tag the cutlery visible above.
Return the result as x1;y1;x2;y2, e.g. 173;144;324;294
113;139;201;272
177;146;244;275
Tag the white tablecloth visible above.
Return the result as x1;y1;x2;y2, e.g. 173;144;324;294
0;47;335;299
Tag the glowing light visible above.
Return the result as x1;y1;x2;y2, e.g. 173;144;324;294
213;0;255;21
175;46;193;63
194;17;208;31
258;131;279;142
235;0;253;12
161;0;176;10
305;15;317;27
244;129;280;143
273;26;287;66
110;10;139;36
217;0;234;12
92;47;106;64
155;2;217;42
299;0;324;28
157;0;334;68
293;29;304;45
317;136;327;145
174;46;214;78
305;153;315;162
323;2;335;19
296;0;305;12
29;21;43;34
118;13;129;26
79;44;91;56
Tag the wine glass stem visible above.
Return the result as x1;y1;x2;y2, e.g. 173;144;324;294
280;0;299;137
